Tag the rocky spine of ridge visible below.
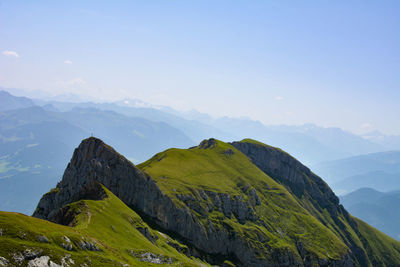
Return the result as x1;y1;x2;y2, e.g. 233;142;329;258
230;140;371;266
34;137;354;266
33;138;266;266
230;141;340;214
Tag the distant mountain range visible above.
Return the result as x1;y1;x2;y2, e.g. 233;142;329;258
0;91;195;214
2;137;400;266
0;90;35;111
312;151;400;195
1;89;400;214
362;130;400;150
341;188;400;240
5;87;392;165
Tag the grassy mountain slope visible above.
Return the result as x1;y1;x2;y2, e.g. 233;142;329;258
0;185;207;266
138;139;349;264
354;217;400;265
3;137;400;266
138;137;400;266
231;139;400;266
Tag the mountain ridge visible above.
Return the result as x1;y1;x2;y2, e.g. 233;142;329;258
29;137;400;266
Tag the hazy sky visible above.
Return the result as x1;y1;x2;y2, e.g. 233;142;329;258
1;1;399;135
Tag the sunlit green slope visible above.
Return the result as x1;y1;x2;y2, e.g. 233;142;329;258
0;186;207;266
138;138;400;266
138;139;349;263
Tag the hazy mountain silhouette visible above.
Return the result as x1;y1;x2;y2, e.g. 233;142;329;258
341;188;400;240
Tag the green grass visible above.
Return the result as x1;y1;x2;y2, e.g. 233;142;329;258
354;217;400;266
0;186;209;266
138;139;350;261
3;137;400;266
239;138;291;156
237;139;400;266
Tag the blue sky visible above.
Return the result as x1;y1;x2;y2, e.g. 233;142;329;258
0;0;399;135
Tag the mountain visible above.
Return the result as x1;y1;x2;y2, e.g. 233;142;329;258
29;90;390;165
313;151;400;183
332;171;400;195
1;137;395;266
0;106;194;215
66;102;235;144
362;131;400;150
341;188;400;240
2;88;394;165
0;90;35;111
0;185;207;266
1;90;399;213
212;122;385;165
161;105;387;165
312;151;400;194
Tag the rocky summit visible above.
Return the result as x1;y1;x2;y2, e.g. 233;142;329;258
1;137;400;266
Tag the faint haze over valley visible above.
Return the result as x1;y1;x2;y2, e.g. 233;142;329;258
1;1;399;135
1;1;400;265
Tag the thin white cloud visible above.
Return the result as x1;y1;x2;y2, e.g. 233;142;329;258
361;123;372;129
69;78;87;86
64;60;72;64
275;96;284;100
2;50;20;58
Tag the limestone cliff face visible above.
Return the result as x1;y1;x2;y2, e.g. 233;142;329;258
230;141;340;214
34;137;355;266
230;140;371;266
33;138;265;265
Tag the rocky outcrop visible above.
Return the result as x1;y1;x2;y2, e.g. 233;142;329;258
128;251;173;264
231;140;371;266
33;137;354;266
231;141;339;214
0;256;9;267
33;138;269;266
176;189;260;224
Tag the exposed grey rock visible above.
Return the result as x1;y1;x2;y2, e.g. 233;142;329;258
62;236;71;243
224;148;235;155
248;188;261;205
78;240;100;251
32;137;354;267
26;255;62;267
61;243;73;251
231;141;340;212
49;260;62;267
12;249;44;266
136;227;158;243
198;138;217;149
128;251;173;264
0;256;9;267
230;141;365;266
198;189;208;201
37;235;49;243
23;249;43;260
166;240;189;255
60;236;73;251
27;256;50;267
12;252;24;265
61;254;74;267
0;228;2;236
